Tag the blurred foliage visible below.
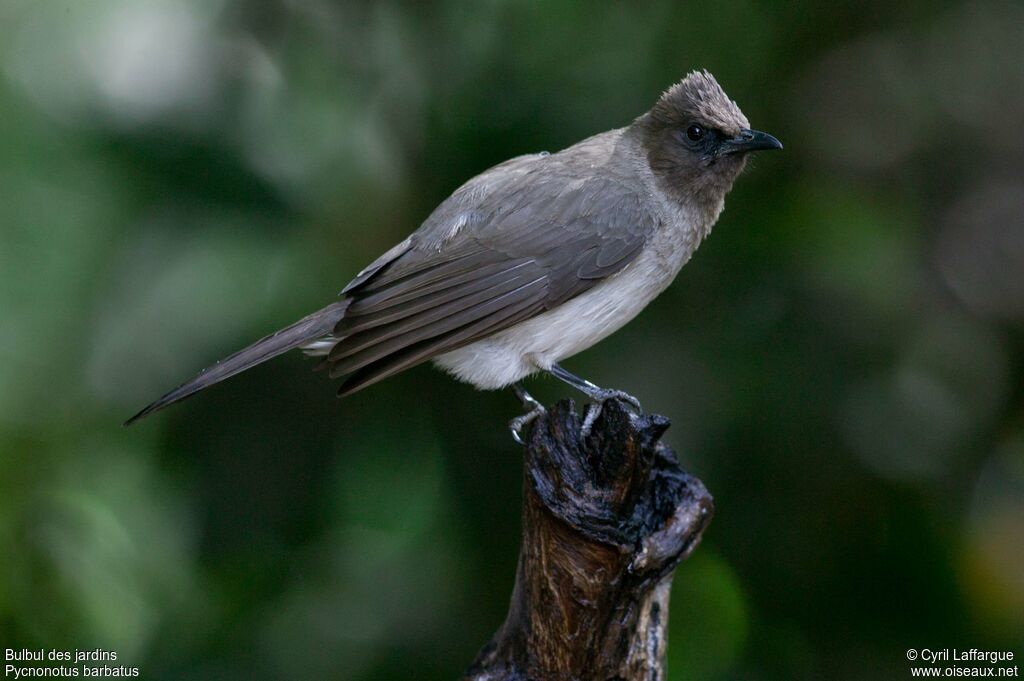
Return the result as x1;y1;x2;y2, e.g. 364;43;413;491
1;1;1022;679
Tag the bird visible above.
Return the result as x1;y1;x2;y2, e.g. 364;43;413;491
126;70;781;437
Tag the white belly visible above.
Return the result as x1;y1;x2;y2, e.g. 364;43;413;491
432;215;705;389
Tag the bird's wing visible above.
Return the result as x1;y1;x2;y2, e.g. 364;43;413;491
339;152;544;295
327;153;659;395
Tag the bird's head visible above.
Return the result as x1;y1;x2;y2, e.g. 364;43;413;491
637;70;782;209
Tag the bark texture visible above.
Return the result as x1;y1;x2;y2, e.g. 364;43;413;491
463;399;714;681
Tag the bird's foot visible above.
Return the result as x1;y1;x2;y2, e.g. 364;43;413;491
580;389;642;437
546;363;642;413
512;383;544;413
510;384;546;445
588;388;642;413
509;408;545;445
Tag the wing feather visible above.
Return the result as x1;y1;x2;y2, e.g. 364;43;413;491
336;293;547;396
323;136;660;394
346;258;528;316
330;263;543;359
328;277;547;378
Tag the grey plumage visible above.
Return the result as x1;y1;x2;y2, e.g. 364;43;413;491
325;165;657;394
127;70;780;424
124;301;349;424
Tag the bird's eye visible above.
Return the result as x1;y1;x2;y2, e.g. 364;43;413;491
686;124;705;142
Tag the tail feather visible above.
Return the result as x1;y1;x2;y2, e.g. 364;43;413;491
124;300;350;425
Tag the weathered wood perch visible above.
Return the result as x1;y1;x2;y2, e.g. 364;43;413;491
463;398;714;681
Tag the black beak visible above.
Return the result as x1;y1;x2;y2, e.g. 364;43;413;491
721;128;783;155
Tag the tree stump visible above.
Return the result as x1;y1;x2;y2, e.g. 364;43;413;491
463;399;714;681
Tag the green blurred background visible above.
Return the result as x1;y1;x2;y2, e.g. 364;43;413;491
1;1;1022;679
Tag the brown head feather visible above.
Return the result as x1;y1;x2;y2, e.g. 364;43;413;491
635;71;757;211
648;70;749;135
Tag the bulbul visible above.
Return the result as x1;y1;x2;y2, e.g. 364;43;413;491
127;70;781;432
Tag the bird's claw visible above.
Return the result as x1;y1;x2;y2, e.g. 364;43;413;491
591;389;642;413
507;379;639;443
509;405;545;445
510;383;546;445
545;364;641;415
579;390;642;437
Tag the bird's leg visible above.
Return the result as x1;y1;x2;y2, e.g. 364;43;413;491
547;363;642;412
509;383;545;445
512;383;544;412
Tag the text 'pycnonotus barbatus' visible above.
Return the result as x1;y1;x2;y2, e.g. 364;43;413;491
127;70;782;436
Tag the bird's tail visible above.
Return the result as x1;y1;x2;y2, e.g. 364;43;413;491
124;300;350;425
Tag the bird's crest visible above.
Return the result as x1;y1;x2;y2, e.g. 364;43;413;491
650;70;749;134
